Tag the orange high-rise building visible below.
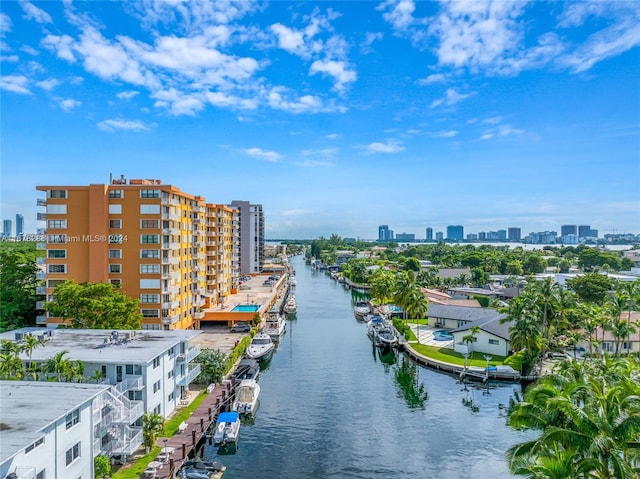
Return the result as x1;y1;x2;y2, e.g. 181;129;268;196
36;176;239;330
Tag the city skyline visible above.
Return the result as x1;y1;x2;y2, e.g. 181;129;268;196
1;1;639;239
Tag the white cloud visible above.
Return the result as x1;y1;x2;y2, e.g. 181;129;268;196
59;98;81;111
36;78;60;90
152;88;205;116
246;147;281;162
1;55;18;62
432;130;458;138
0;13;12;36
97;119;152;132
416;73;446;85
20;45;39;55
303;148;337;157
430;88;473;108
116;90;139;100
19;0;52;24
483;116;503;125
271;23;306;54
361;32;383;53
326;133;339;140
0;74;30;94
377;0;416;31
361;139;404;154
267;86;344;114
480;123;523;140
309;59;356;92
41;34;76;62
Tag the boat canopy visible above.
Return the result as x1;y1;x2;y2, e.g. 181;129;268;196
217;411;239;423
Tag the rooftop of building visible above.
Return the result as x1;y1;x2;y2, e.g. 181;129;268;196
0;328;200;364
0;381;110;464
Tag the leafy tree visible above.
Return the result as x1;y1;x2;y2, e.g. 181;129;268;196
566;273;613;305
523;255;546;275
46;350;71;381
505;260;524;276
0;247;39;331
45;281;142;329
142;412;164;452
557;259;571;273
94;455;111;478
578;248;622;272
370;269;395;305
194;349;226;384
403;257;421;272
0;340;24;379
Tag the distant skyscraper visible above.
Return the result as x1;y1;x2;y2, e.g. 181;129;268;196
231;200;264;274
435;231;444;241
446;225;464;241
508;227;521;241
378;225;389;242
2;219;12;237
561;225;577;237
577;225;598;238
395;233;415;241
425;227;433;241
15;214;24;236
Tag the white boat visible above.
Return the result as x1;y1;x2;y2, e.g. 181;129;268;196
366;315;398;349
245;333;275;361
212;411;240;446
354;301;370;319
283;297;297;314
232;378;261;415
264;312;286;338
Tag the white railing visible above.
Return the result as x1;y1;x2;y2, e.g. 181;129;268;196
177;363;201;386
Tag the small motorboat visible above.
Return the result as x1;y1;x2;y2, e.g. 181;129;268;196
354;301;370;319
234;358;260;381
264;312;286;338
231;378;261;415
212;411;241;446
180;458;226;479
283;297;297;314
245;333;275;361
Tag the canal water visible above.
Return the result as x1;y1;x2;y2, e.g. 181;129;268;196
204;255;532;478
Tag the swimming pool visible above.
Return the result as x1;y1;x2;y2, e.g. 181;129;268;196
432;329;454;341
231;304;261;312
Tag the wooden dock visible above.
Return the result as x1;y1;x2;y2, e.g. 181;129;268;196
143;381;237;479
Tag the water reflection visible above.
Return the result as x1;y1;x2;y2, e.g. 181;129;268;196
394;355;429;409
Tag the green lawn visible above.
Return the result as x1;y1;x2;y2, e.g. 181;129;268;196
410;343;505;367
111;446;160;479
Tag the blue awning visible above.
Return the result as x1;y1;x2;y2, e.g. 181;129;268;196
217;411;239;423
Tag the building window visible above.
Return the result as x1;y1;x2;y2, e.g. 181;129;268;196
140;204;161;214
153;380;161;393
109;219;122;229
140;249;160;259
128;390;142;401
140;264;160;274
48;249;67;259
168;392;174;402
125;364;142;375
47;204;67;214
48;264;67;274
65;442;81;466
47;279;65;288
47;234;67;244
109;264;121;274
109;190;123;198
153;356;160;368
141;309;159;318
110;279;122;287
168;369;174;379
140;294;159;304
141;235;159;244
109;249;121;259
140;219;160;228
48;190;67;199
108;204;122;214
140;279;160;289
153;404;161;415
140;189;160;198
65;409;80;429
25;437;44;454
47;220;67;229
488;339;499;345
36;470;45;479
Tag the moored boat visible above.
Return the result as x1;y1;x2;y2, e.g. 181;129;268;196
283;297;297;314
231;378;261;415
234;358;260;381
354;301;370;319
212;411;241;446
264;312;286;338
245;333;275;361
179;458;226;479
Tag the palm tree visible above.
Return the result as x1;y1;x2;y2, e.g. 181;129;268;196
507;356;640;479
46;350;70;381
370;270;395;306
21;334;41;377
142;412;165;452
393;271;414;320
403;285;429;343
462;325;481;353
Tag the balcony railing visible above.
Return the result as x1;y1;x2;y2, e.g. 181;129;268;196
36;286;46;294
177;344;201;363
176;363;201;386
36;315;47;325
162;313;180;324
193;311;204;320
36;198;46;206
36;242;46;250
162;300;180;310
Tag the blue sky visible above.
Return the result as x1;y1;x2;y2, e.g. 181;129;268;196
1;0;639;240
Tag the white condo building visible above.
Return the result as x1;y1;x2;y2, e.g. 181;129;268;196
0;328;202;467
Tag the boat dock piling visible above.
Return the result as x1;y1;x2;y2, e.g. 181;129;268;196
143;380;239;479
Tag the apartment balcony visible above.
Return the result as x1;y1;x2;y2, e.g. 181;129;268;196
36;315;47;325
162;300;180;310
35;260;45;268
192;218;204;224
176;363;201;386
169;198;180;206
177;344;201;363
162;212;181;221
35;300;45;310
162;313;180;325
193;311;204;320
36;286;46;295
36;212;47;221
163;228;179;235
36;242;46;250
162;286;179;295
197;206;206;213
36;198;46;206
111;426;143;456
206;279;217;286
